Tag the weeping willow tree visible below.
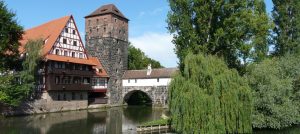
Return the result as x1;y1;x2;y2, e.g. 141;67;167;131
20;39;43;98
169;54;252;133
0;39;43;106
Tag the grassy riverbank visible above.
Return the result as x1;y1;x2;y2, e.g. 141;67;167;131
140;119;169;127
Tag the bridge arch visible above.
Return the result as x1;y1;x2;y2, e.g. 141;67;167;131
123;90;153;105
122;86;168;107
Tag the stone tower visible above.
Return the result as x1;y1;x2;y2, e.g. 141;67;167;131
85;4;128;105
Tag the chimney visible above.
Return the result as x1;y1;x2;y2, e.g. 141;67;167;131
147;64;152;75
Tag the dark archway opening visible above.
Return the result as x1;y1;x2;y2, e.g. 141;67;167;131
125;91;152;106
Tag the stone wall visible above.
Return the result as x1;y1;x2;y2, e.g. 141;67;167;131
1;91;88;116
86;37;128;105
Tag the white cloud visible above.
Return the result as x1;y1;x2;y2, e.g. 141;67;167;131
150;8;163;15
138;6;167;17
138;11;145;17
130;32;178;68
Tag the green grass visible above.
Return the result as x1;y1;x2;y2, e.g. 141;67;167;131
140;119;169;127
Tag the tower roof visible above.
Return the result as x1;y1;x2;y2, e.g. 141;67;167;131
85;4;128;20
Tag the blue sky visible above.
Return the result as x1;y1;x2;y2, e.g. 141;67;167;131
5;0;274;68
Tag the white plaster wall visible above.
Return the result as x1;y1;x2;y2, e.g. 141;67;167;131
51;18;87;59
122;78;171;87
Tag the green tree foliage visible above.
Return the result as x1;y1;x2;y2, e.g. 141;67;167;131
0;39;43;106
128;44;164;70
0;1;23;71
169;54;252;133
272;0;300;55
20;39;43;97
0;75;23;106
246;54;300;129
167;0;272;73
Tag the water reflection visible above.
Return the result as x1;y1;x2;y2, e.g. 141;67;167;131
2;106;298;134
0;106;168;134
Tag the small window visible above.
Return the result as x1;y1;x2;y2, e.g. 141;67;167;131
58;94;61;100
64;51;68;56
96;19;99;24
55;49;60;55
78;65;83;70
63;38;67;44
88;20;91;26
83;77;90;84
117;48;120;54
73;41;77;46
65;28;68;33
119;30;121;34
114;18;117;23
72;52;75;57
97;28;99;32
135;79;137;83
55;76;60;84
72;92;75;100
128;79;130;83
61;62;65;69
63;93;66;100
157;78;160;82
90;29;92;33
72;30;76;35
79;53;83;58
104;27;106;32
80;93;83;100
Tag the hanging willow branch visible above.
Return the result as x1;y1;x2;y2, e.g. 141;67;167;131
168;54;252;133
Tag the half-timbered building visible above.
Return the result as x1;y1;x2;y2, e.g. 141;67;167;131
19;15;109;112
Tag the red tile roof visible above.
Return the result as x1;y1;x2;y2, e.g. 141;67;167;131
123;68;178;79
45;54;96;66
89;57;109;77
19;15;71;56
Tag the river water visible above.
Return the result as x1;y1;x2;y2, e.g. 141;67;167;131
0;106;299;134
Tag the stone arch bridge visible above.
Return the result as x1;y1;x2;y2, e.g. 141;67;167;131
121;67;178;107
122;86;168;107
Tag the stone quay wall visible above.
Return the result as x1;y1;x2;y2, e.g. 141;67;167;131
1;91;88;116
